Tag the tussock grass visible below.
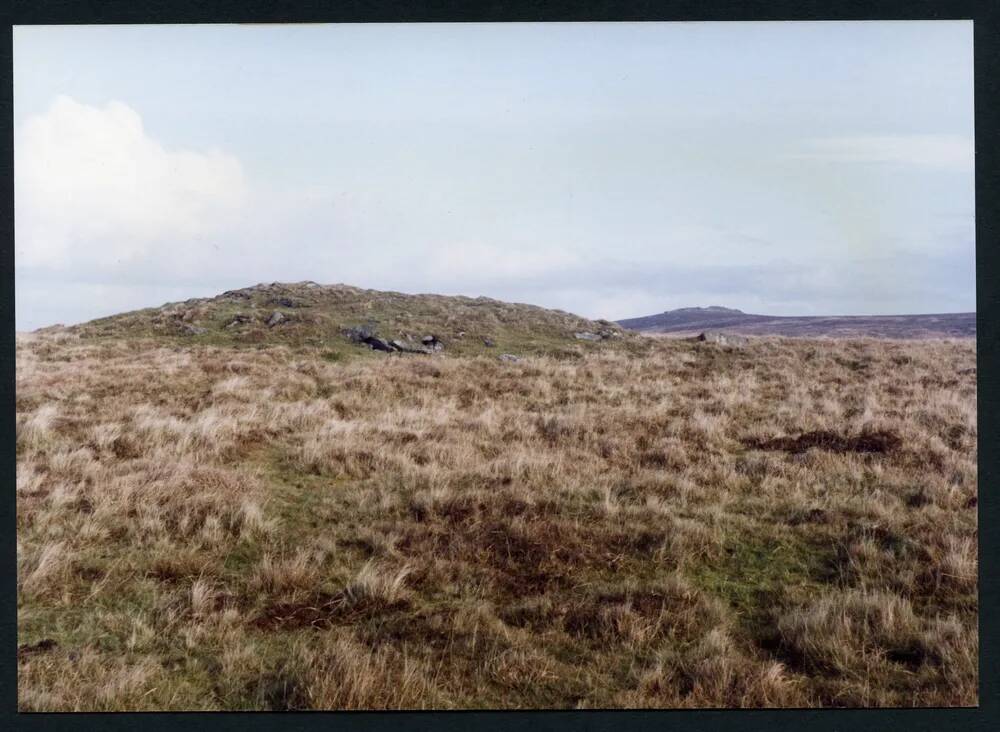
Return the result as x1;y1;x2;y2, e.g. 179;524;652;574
16;331;977;709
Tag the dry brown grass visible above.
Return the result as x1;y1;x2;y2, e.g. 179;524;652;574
15;331;977;709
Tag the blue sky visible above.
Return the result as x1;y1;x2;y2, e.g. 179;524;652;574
14;21;975;331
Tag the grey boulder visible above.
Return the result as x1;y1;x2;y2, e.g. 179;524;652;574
391;339;428;354
696;331;748;347
344;324;378;343
225;314;252;329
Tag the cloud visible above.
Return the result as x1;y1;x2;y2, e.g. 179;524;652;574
13;96;974;331
790;135;974;171
15;96;248;270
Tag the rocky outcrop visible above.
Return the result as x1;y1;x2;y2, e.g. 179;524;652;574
344;324;441;354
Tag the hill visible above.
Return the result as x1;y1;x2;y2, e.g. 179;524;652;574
62;281;633;358
618;306;976;339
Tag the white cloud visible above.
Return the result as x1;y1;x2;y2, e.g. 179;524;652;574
15;96;248;269
791;134;974;171
13;93;975;331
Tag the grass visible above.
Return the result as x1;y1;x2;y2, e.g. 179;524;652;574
67;281;637;359
15;323;977;709
687;532;835;630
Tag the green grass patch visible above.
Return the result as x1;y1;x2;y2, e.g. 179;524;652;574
687;531;836;636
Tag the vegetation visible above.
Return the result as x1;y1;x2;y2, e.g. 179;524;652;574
16;300;977;709
66;281;633;358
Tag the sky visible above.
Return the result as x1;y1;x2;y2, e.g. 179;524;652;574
13;21;975;331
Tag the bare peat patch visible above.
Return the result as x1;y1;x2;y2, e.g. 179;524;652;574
743;429;901;455
17;639;59;661
253;592;410;631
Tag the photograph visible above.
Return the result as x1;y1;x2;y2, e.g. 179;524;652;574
13;20;977;710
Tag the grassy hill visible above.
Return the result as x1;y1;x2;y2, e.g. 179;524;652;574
66;281;634;358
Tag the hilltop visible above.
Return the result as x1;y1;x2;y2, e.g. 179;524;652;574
62;281;634;358
618;306;976;339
